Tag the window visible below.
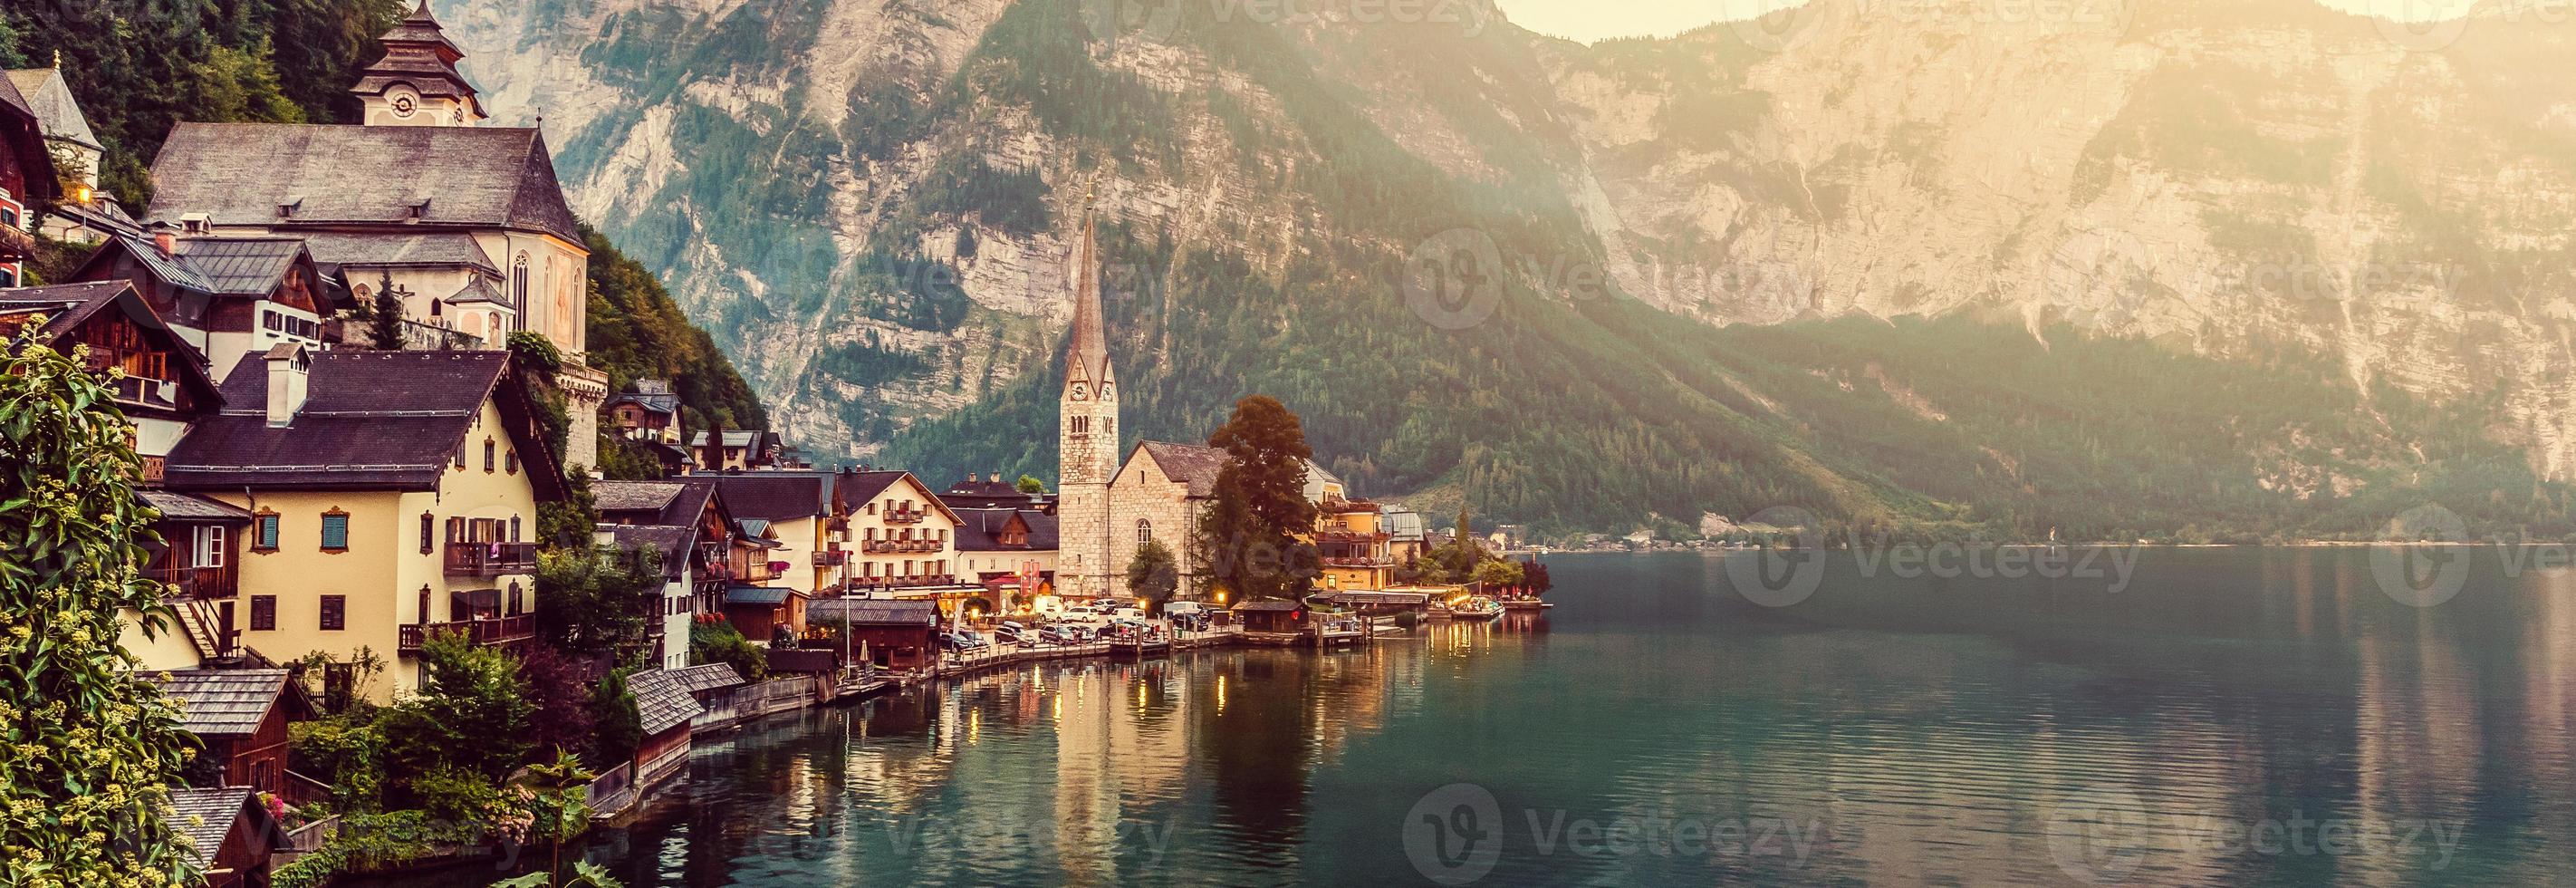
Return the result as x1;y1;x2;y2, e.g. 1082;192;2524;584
454;446;466;469
507;583;524;616
318;595;346;631
505;451;519;475
511;253;530;315
1072;416;1090;435
483;438;496;472
418;587;433;624
195;526;226;568
253;511;280;551
320;509;349;552
250;595;276;631
419;513;435;555
1138;519;1153;545
509;516;521;542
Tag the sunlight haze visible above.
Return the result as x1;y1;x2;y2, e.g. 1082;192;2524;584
1495;0;2476;43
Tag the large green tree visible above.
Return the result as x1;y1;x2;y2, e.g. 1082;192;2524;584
0;336;197;879
1199;395;1320;603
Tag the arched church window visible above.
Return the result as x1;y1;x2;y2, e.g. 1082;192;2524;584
1137;519;1152;545
511;253;531;316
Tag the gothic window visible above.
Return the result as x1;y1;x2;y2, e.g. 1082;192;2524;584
1072;416;1091;435
511;253;531;318
1137;519;1153;545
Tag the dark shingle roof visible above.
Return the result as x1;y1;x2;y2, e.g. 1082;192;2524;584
808;598;938;625
603;525;692;580
625;668;707;736
708;473;832;522
951;507;1058;552
1139;441;1228;498
294;231;500;275
148;123;581;243
593;481;685;514
165;350;562;495
5;68;101;150
1233;600;1302;612
153;669;293;736
166;787;255;864
139;490;254;525
664;662;745;694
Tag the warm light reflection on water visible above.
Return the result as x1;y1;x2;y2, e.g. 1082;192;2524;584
409;548;2576;886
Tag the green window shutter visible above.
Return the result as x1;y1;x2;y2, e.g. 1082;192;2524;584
322;513;350;550
257;516;280;549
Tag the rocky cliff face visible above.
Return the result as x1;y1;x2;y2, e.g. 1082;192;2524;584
441;0;2576;530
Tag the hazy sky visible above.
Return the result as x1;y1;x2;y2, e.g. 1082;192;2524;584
1495;0;2463;43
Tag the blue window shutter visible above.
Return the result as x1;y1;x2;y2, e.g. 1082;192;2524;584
258;516;280;549
322;514;349;550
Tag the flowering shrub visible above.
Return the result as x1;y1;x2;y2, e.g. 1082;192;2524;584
0;338;198;882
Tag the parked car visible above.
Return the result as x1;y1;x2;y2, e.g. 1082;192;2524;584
992;625;1025;647
1038;626;1079;646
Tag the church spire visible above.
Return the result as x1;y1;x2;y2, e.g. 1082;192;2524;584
1065;188;1110;386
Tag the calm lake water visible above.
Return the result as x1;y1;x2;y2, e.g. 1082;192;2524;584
424;547;2576;886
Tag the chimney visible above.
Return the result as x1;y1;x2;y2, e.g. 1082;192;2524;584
149;221;176;257
264;344;311;427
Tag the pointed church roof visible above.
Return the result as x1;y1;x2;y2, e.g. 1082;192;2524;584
1064;202;1111;386
351;0;482;116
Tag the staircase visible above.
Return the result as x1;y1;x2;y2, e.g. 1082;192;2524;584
169;599;240;665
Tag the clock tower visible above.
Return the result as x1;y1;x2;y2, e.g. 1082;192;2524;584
1058;198;1120;600
351;1;487;128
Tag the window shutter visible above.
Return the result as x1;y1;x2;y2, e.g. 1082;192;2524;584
321;512;349;551
256;515;280;550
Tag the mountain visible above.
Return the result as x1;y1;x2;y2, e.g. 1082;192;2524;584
441;0;2576;539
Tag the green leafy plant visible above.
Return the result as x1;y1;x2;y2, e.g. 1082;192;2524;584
1125;538;1178;613
688;621;766;681
0;334;197;881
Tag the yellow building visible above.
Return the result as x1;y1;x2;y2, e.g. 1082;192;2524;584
1312;495;1396;594
163;346;565;700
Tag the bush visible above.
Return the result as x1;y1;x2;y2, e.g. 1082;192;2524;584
288;711;386;813
689;621;766;681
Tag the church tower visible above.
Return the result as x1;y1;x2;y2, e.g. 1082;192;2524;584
1058;197;1120;600
351;1;487;127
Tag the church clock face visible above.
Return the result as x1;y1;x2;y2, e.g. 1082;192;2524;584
390;92;418;118
1071;383;1088;401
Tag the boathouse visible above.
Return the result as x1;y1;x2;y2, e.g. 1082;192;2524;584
810;598;941;671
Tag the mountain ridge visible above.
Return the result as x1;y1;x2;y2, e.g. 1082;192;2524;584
445;0;2576;537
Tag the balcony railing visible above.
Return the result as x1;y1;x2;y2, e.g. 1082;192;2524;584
399;615;535;652
812;550;849;566
1313;529;1390;543
883;508;926;525
111;374;180;410
151;563;237;599
0;225;34;261
845;574;957;592
443;541;541;577
1321;556;1396;569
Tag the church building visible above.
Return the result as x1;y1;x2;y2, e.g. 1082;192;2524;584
139;0;608;468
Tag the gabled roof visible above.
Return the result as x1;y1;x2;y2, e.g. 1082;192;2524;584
625;667;708;736
164;350;565;496
708;472;836;522
5;67;102;150
663;662;745;694
603;525;692;580
171;236;312;296
151;669;300;737
1134;441;1227;498
148;123;582;244
951;507;1059;552
0;282;223;410
446;276;508;306
609;382;680;414
690;430;762;448
0;74;57;205
838;469;963;524
166;787;261;864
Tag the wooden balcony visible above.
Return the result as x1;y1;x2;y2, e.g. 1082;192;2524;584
883;508;926;525
110;374;181;410
844;574;957;592
399;615;535;652
443;541;540;577
812;549;849;566
1322;557;1396;569
0;224;34;261
151;563;237;599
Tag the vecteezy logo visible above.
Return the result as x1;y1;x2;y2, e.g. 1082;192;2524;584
2368;0;2475;52
1728;0;1838;53
1725;506;1826;607
1403;228;1505;331
1403;783;1503;885
1079;0;1187;47
2369;504;2471;608
2043;785;2155;884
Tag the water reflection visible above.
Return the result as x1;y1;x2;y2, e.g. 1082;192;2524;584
418;548;2576;886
